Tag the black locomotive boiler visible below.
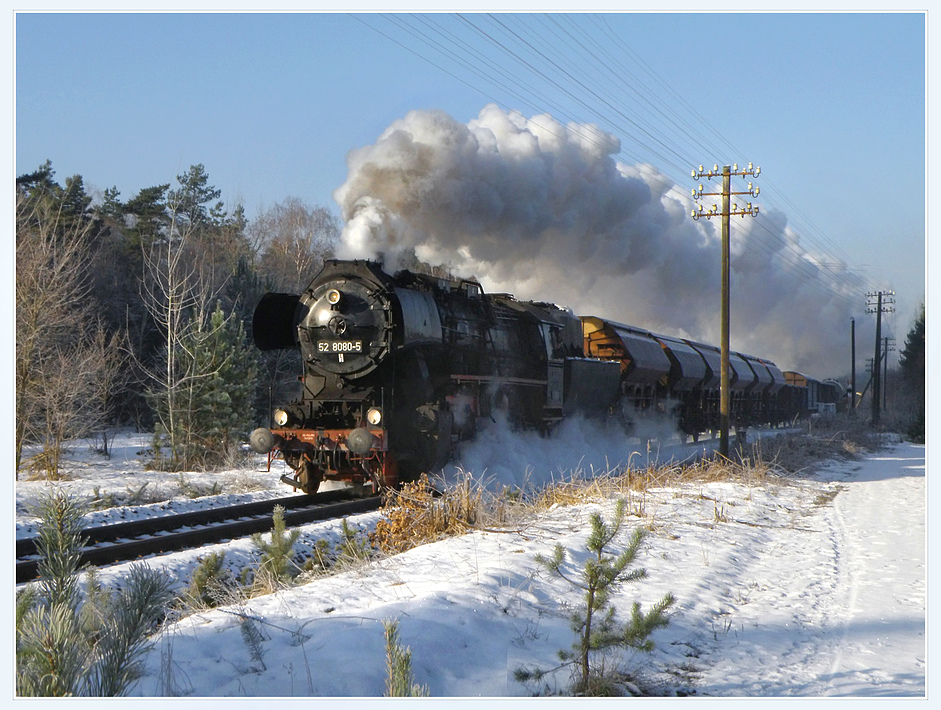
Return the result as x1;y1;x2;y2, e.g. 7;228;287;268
249;259;829;495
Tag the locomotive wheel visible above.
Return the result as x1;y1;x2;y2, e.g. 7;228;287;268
296;459;323;495
415;403;453;471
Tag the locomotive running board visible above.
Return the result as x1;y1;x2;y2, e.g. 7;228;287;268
450;374;547;386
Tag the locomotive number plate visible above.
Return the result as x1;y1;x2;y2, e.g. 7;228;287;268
318;340;363;354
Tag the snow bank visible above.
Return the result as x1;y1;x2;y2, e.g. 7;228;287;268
113;441;925;699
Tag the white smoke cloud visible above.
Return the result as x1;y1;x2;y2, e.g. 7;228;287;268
436;413;685;493
333;104;870;376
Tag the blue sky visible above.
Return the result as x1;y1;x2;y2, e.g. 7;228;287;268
12;9;928;358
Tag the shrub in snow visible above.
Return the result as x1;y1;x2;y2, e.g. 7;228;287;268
515;498;676;696
16;489;173;696
371;473;482;554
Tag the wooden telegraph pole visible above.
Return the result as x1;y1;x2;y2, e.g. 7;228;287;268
866;290;895;425
691;163;760;458
882;336;895;411
851;318;857;410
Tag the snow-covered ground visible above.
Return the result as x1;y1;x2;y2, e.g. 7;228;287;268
11;429;927;703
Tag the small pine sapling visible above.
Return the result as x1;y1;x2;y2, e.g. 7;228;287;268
383;618;429;697
87;563;176;697
183;551;234;608
32;487;87;610
516;499;676;696
78;567;110;642
249;505;301;595
16;489;173;697
239;616;267;672
335;518;373;567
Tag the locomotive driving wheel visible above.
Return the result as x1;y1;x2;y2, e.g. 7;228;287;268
294;458;323;495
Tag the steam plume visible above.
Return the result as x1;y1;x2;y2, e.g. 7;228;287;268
334;104;869;375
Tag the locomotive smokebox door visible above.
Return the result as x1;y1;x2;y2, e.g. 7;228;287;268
297;277;392;378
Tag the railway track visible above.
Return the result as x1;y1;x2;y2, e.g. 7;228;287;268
15;429;775;586
16;489;382;585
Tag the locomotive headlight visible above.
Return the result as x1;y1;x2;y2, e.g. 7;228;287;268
326;288;342;305
273;409;290;427
366;407;382;426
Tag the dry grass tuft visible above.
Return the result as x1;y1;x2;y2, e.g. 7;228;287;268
532;464;671;511
371;473;486;555
736;417;884;477
22;450;74;481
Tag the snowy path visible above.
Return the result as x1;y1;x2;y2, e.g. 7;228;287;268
822;447;927;694
669;441;927;696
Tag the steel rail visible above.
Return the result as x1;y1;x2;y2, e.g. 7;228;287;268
16;491;381;584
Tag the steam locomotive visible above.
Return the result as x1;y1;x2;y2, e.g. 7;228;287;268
249;259;841;495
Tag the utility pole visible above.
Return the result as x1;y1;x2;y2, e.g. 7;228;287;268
691;163;760;458
858;360;875;407
866;290;895;425
850;318;857;410
882;336;896;411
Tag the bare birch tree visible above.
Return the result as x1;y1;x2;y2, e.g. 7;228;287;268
247;196;338;293
140;184;257;470
15;192;122;477
140;198;217;469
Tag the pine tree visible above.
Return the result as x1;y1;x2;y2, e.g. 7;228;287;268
383;619;429;697
16;490;173;696
899;304;925;394
99;186;124;222
16;159;57;194
898;303;926;442
124;183;170;250
60;174;93;221
516;499;675;696
185;302;259;464
17;161;89;230
183;552;234;608
149;301;259;469
167;163;223;229
88;564;176;696
250;505;301;595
